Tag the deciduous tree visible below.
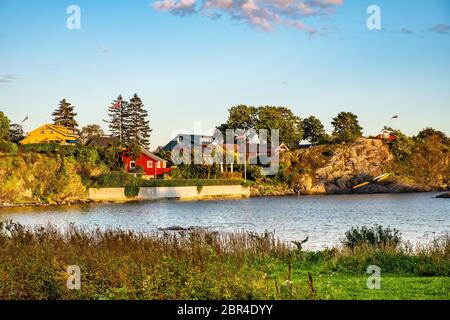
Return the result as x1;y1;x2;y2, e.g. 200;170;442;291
331;111;363;143
0;111;10;140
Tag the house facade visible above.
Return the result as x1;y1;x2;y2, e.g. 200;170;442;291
20;124;78;145
163;134;215;152
122;148;171;178
375;130;397;142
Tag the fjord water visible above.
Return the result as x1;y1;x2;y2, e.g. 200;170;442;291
0;193;448;250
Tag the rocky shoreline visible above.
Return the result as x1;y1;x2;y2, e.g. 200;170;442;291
436;192;450;199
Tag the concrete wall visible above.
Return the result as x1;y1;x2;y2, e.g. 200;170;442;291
137;185;250;200
88;185;250;201
88;188;127;201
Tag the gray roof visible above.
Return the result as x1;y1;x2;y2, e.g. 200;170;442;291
140;148;167;163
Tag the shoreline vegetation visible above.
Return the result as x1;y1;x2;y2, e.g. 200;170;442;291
0;222;448;300
1;136;449;207
1;106;449;207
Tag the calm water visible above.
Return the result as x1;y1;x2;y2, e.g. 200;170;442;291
0;193;449;250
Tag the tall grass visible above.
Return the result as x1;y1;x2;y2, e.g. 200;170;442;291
0;222;448;300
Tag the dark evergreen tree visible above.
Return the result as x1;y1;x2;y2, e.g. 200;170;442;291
107;95;129;142
52;99;78;130
303;116;326;145
8;123;25;143
126;94;152;148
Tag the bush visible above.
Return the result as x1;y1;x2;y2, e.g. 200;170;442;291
19;143;60;154
0;141;18;154
321;150;334;157
246;165;262;181
93;172;137;188
342;225;401;249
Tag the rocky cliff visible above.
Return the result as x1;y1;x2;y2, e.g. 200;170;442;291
0;153;87;205
252;138;448;196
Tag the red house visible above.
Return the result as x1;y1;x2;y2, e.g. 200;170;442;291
122;148;171;178
375;129;397;142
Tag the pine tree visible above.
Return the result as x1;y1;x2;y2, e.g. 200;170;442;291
52;99;78;130
126;94;152;148
107;95;129;142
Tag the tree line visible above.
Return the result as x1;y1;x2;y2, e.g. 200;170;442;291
216;105;365;149
0;94;153;148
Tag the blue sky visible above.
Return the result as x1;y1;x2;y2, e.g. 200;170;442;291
0;0;449;148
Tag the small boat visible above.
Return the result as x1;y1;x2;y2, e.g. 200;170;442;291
352;173;391;190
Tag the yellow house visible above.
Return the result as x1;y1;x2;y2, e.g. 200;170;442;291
20;124;78;145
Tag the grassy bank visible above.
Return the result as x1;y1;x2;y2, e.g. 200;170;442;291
0;222;448;300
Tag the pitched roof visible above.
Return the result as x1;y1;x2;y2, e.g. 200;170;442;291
140;148;167;163
85;136;119;147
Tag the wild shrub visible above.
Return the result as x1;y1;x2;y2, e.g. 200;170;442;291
342;225;401;249
0;141;18;154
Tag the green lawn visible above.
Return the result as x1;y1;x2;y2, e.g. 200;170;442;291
307;274;450;300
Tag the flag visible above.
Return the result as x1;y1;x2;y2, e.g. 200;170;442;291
391;115;399;119
21;115;29;123
113;100;121;109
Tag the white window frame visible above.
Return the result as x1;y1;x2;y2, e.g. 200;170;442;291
157;161;161;169
130;161;136;169
147;161;153;168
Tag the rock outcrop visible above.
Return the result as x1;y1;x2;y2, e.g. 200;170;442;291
252;138;443;196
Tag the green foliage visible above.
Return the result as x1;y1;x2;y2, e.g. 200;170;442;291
257;106;303;149
0;111;11;140
126;94;152;148
8;123;25;143
0;141;18;154
52;99;78;130
217;105;303;149
125;184;140;197
19;143;61;154
416;127;449;145
303;116;326;145
246;165;262;181
0;223;447;300
107;95;129;143
331;112;363;143
342;225;402;249
93;172;137;188
388;128;416;162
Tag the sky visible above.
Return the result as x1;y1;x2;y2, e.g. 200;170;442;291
0;0;449;149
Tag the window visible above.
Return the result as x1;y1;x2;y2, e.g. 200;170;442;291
147;161;153;168
40;130;45;134
157;162;161;168
130;161;136;169
162;162;166;168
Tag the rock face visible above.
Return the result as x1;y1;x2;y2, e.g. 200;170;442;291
313;138;394;193
253;138;437;196
436;192;450;199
